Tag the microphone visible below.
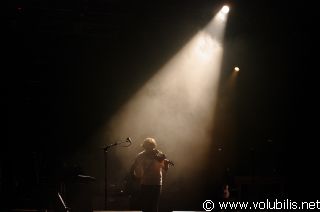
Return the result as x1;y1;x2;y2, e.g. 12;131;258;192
126;137;132;144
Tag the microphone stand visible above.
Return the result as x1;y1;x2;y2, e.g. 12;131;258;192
103;138;131;210
58;192;70;212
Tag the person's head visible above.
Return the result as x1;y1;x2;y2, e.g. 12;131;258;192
142;137;157;151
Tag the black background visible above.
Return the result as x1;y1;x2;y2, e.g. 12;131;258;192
3;0;319;211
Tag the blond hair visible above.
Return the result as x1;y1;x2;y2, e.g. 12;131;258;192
142;137;157;150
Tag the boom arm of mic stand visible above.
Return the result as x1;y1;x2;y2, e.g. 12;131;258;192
103;140;129;151
103;142;118;151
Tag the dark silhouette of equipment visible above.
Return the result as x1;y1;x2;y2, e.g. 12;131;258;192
102;137;132;210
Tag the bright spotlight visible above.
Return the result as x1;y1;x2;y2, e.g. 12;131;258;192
101;4;230;195
234;67;240;72
217;5;230;21
221;5;230;14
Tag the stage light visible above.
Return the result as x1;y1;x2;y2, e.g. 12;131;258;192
221;5;230;14
100;4;231;194
234;67;240;72
217;5;230;21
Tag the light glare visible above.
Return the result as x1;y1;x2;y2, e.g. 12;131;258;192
221;5;230;14
98;4;230;195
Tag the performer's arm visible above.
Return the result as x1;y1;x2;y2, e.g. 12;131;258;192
131;157;143;179
163;159;170;171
